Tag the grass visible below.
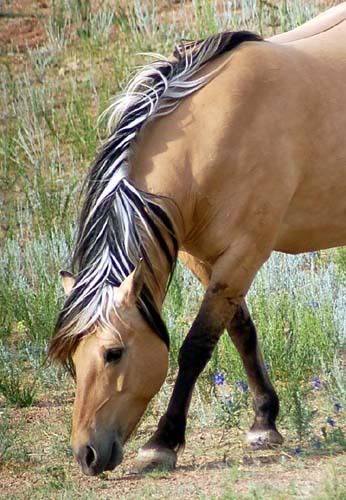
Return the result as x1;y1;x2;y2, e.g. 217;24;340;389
0;409;30;464
0;0;345;497
0;364;36;408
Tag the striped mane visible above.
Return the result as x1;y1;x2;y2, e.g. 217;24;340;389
49;30;262;366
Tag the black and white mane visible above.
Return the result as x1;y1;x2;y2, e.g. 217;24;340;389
50;30;262;364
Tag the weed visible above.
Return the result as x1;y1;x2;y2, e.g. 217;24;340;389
45;14;70;53
286;386;315;442
0;346;37;407
26;47;57;84
78;10;114;47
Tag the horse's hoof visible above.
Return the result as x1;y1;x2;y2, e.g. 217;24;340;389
134;447;177;473
246;428;284;449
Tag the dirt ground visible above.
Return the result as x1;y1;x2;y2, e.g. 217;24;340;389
0;400;345;499
0;0;48;51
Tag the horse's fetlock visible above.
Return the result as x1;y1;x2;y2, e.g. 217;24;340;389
254;390;280;424
149;413;186;451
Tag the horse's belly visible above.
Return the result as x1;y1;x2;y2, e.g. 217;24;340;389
275;173;346;253
275;225;346;254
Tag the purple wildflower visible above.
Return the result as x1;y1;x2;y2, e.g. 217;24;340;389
235;380;248;393
334;402;342;414
309;301;319;309
326;417;336;427
213;372;225;386
294;446;302;455
311;376;322;390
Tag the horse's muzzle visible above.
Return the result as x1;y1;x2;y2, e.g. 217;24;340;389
75;439;123;476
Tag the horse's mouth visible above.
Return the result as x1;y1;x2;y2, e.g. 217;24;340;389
103;440;123;472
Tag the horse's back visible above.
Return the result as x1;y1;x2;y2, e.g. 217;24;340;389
188;31;346;254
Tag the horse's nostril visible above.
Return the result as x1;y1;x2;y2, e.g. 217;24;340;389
85;445;97;468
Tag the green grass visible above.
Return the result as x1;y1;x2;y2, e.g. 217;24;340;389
0;0;345;496
0;363;37;407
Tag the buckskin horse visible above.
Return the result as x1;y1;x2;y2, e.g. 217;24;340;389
49;4;346;475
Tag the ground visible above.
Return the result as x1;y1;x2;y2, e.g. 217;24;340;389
0;396;345;499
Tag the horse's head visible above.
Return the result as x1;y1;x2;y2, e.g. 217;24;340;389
59;266;168;476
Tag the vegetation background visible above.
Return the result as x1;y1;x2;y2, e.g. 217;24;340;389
0;0;345;498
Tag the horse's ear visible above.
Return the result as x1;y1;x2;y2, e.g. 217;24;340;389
116;259;144;308
60;270;76;296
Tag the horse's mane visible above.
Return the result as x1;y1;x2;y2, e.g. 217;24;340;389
49;30;262;368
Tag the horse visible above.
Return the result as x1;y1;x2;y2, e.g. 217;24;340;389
49;4;346;476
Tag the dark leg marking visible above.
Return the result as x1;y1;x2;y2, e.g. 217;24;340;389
227;302;283;447
136;289;237;470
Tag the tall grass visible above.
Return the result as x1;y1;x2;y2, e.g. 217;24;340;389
0;0;344;450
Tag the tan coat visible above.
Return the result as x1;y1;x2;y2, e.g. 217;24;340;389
132;5;346;296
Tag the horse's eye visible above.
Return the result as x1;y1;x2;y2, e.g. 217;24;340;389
104;348;123;364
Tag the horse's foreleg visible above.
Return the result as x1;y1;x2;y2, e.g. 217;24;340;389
227;302;283;447
135;225;281;471
136;236;274;471
135;284;236;471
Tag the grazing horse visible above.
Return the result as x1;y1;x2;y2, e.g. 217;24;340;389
49;5;346;476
